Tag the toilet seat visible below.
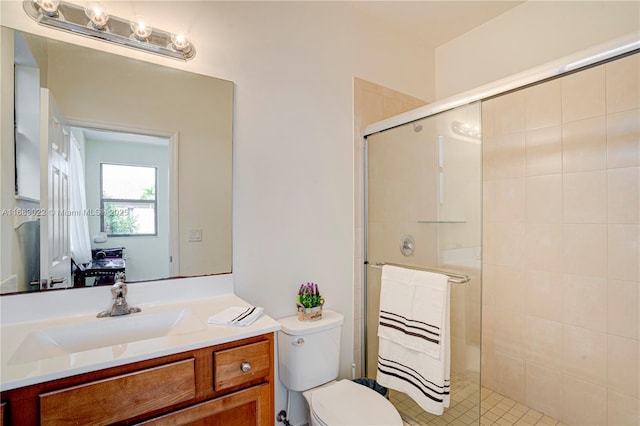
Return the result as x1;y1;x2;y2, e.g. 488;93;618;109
309;380;402;426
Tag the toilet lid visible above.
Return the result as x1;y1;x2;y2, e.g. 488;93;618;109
311;380;402;426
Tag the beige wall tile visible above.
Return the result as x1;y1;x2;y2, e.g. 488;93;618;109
494;223;525;267
383;96;411;118
608;390;640;426
607;108;640;169
482;56;639;425
608;279;640;340
482;263;497;307
482;222;496;265
606;54;640;114
562;374;607;425
563;170;607;224
525;316;563;371
481;346;497;390
526;174;562;224
483;136;495;182
493;90;525;136
608;224;640;282
563;324;607;385
493;178;525;223
563;224;607;278
494;308;525;359
525;363;563;420
562;116;607;173
494;353;526;403
525;269;564;322
562;274;607;332
356;88;384;128
525;125;562;176
562;66;606;123
608;166;640;224
525;224;563;272
494;132;526;179
355;77;384;96
608;334;640;398
525;79;562;131
494;265;526;312
483;180;495;224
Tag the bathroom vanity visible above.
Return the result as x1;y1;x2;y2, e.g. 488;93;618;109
0;275;280;425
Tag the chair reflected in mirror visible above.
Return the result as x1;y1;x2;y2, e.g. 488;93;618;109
73;247;126;287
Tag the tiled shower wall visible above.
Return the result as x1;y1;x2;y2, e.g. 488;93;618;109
353;77;427;377
481;53;639;425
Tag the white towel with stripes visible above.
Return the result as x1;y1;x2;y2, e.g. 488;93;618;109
376;265;451;415
208;306;264;327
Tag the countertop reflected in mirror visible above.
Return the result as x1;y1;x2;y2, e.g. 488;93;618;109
0;26;234;294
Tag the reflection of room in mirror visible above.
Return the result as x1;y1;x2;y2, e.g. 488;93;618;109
69;127;170;285
0;27;234;294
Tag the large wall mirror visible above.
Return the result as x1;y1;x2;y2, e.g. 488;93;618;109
0;27;233;294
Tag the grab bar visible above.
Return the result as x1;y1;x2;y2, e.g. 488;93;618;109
366;261;471;284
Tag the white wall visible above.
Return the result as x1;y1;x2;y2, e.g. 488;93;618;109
435;1;640;99
1;1;434;423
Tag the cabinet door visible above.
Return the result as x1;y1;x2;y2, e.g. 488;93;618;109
139;383;271;426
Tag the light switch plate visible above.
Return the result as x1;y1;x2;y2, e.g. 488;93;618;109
188;228;202;242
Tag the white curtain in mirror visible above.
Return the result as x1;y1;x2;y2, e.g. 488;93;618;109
69;133;91;264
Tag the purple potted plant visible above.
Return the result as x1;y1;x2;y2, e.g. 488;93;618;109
296;282;324;321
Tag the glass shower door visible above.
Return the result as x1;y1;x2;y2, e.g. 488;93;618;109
365;101;482;425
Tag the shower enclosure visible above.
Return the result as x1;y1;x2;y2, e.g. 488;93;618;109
364;102;482;425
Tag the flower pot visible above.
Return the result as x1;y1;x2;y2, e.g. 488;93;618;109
296;298;324;321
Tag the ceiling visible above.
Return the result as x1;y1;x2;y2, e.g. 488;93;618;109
349;1;525;47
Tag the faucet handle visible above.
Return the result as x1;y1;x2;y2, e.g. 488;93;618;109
111;279;127;300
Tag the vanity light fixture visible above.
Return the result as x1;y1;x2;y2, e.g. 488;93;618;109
23;0;196;61
130;15;153;40
84;2;109;30
451;120;481;140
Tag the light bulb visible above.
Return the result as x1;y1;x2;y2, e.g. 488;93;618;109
170;31;191;52
37;0;60;16
85;2;109;30
130;16;153;40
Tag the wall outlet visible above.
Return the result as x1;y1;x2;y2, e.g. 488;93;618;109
188;228;202;242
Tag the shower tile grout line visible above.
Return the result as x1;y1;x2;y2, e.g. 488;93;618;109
396;382;567;426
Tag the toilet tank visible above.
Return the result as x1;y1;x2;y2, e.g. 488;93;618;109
277;310;344;392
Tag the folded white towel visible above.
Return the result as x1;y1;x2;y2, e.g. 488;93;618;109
208;306;264;327
377;265;448;359
376;265;451;415
377;337;450;415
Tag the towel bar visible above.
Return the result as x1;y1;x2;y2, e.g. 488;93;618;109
367;261;471;284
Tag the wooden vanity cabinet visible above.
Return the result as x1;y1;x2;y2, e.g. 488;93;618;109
0;333;275;426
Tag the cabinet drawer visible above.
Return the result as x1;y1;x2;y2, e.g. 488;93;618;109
214;341;270;391
40;358;196;425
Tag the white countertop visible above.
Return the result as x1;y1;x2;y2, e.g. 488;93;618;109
0;275;281;391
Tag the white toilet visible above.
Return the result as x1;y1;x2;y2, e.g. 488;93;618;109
278;310;403;426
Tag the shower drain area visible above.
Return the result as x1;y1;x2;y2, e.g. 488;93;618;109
391;374;565;426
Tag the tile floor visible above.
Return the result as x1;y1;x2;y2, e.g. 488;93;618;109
392;375;566;426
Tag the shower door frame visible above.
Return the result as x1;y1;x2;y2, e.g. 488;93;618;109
359;32;640;376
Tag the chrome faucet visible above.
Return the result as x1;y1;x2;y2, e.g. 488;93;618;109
97;273;141;318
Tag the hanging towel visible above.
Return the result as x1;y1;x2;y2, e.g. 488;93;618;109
376;265;451;415
208;306;264;327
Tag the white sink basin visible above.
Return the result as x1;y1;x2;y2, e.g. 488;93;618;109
9;308;205;364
